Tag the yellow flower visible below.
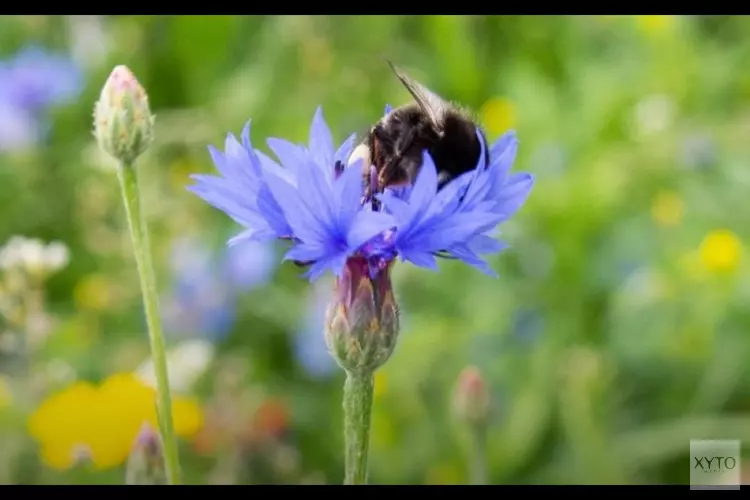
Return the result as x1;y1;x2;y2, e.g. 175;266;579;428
28;372;204;471
635;15;675;36
651;190;684;227
73;274;113;311
480;97;516;139
699;229;743;274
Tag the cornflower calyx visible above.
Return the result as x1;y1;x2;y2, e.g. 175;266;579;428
325;256;399;374
93;65;155;165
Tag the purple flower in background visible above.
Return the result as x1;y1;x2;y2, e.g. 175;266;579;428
294;278;338;379
161;237;276;342
0;45;82;151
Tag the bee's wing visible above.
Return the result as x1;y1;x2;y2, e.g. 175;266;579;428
386;60;448;130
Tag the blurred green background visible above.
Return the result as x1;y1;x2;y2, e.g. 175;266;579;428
1;14;750;485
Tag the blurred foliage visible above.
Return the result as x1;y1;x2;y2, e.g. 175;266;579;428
1;14;750;485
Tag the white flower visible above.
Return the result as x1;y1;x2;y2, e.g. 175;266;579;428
135;339;215;394
0;236;69;276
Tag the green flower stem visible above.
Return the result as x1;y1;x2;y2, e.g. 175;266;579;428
117;162;181;485
468;423;488;485
343;370;374;485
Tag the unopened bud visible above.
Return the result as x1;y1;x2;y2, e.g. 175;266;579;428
125;423;166;485
93;65;154;165
453;366;490;426
324;257;399;374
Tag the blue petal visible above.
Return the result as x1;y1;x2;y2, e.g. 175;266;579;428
490;131;518;163
489;133;519;185
400;249;438;271
256;184;293;237
406;151;439;223
284;243;332;263
309;106;335;172
228;227;279;245
403;212;505;254
495;173;535;217
267;137;305;178
427;169;475;218
346;210;395;251
254;149;297;186
468;234;508;254
335;133;357;166
262;167;327;243
446;244;497;277
298;155;337;235
304;254;348;281
335;159;365;229
377;192;412;222
187;179;266;228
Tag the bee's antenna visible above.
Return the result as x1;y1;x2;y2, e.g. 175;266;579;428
380;59;446;128
383;57;399;75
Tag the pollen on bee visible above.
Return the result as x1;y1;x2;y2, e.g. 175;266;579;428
348;143;371;172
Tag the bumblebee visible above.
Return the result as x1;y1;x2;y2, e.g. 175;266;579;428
350;61;489;197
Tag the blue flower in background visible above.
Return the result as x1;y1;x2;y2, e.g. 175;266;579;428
189;106;534;281
222;239;276;292
0;45;82;151
293;278;338;379
511;309;544;345
161;237;276;342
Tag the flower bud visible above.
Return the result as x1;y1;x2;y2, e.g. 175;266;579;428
125;423;166;485
453;366;490;426
324;257;399;374
93;65;154;165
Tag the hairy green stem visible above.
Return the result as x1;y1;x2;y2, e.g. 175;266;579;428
343;371;374;485
468;424;488;485
117;163;181;485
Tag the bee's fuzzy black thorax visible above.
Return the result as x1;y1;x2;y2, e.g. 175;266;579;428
366;104;488;192
359;62;491;197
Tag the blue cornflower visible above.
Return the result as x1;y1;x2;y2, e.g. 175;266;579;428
190;106;533;281
0;45;82;151
189;107;394;281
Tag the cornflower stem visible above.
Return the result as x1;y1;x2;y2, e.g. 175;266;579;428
116;162;181;485
468;423;488;485
343;370;374;485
